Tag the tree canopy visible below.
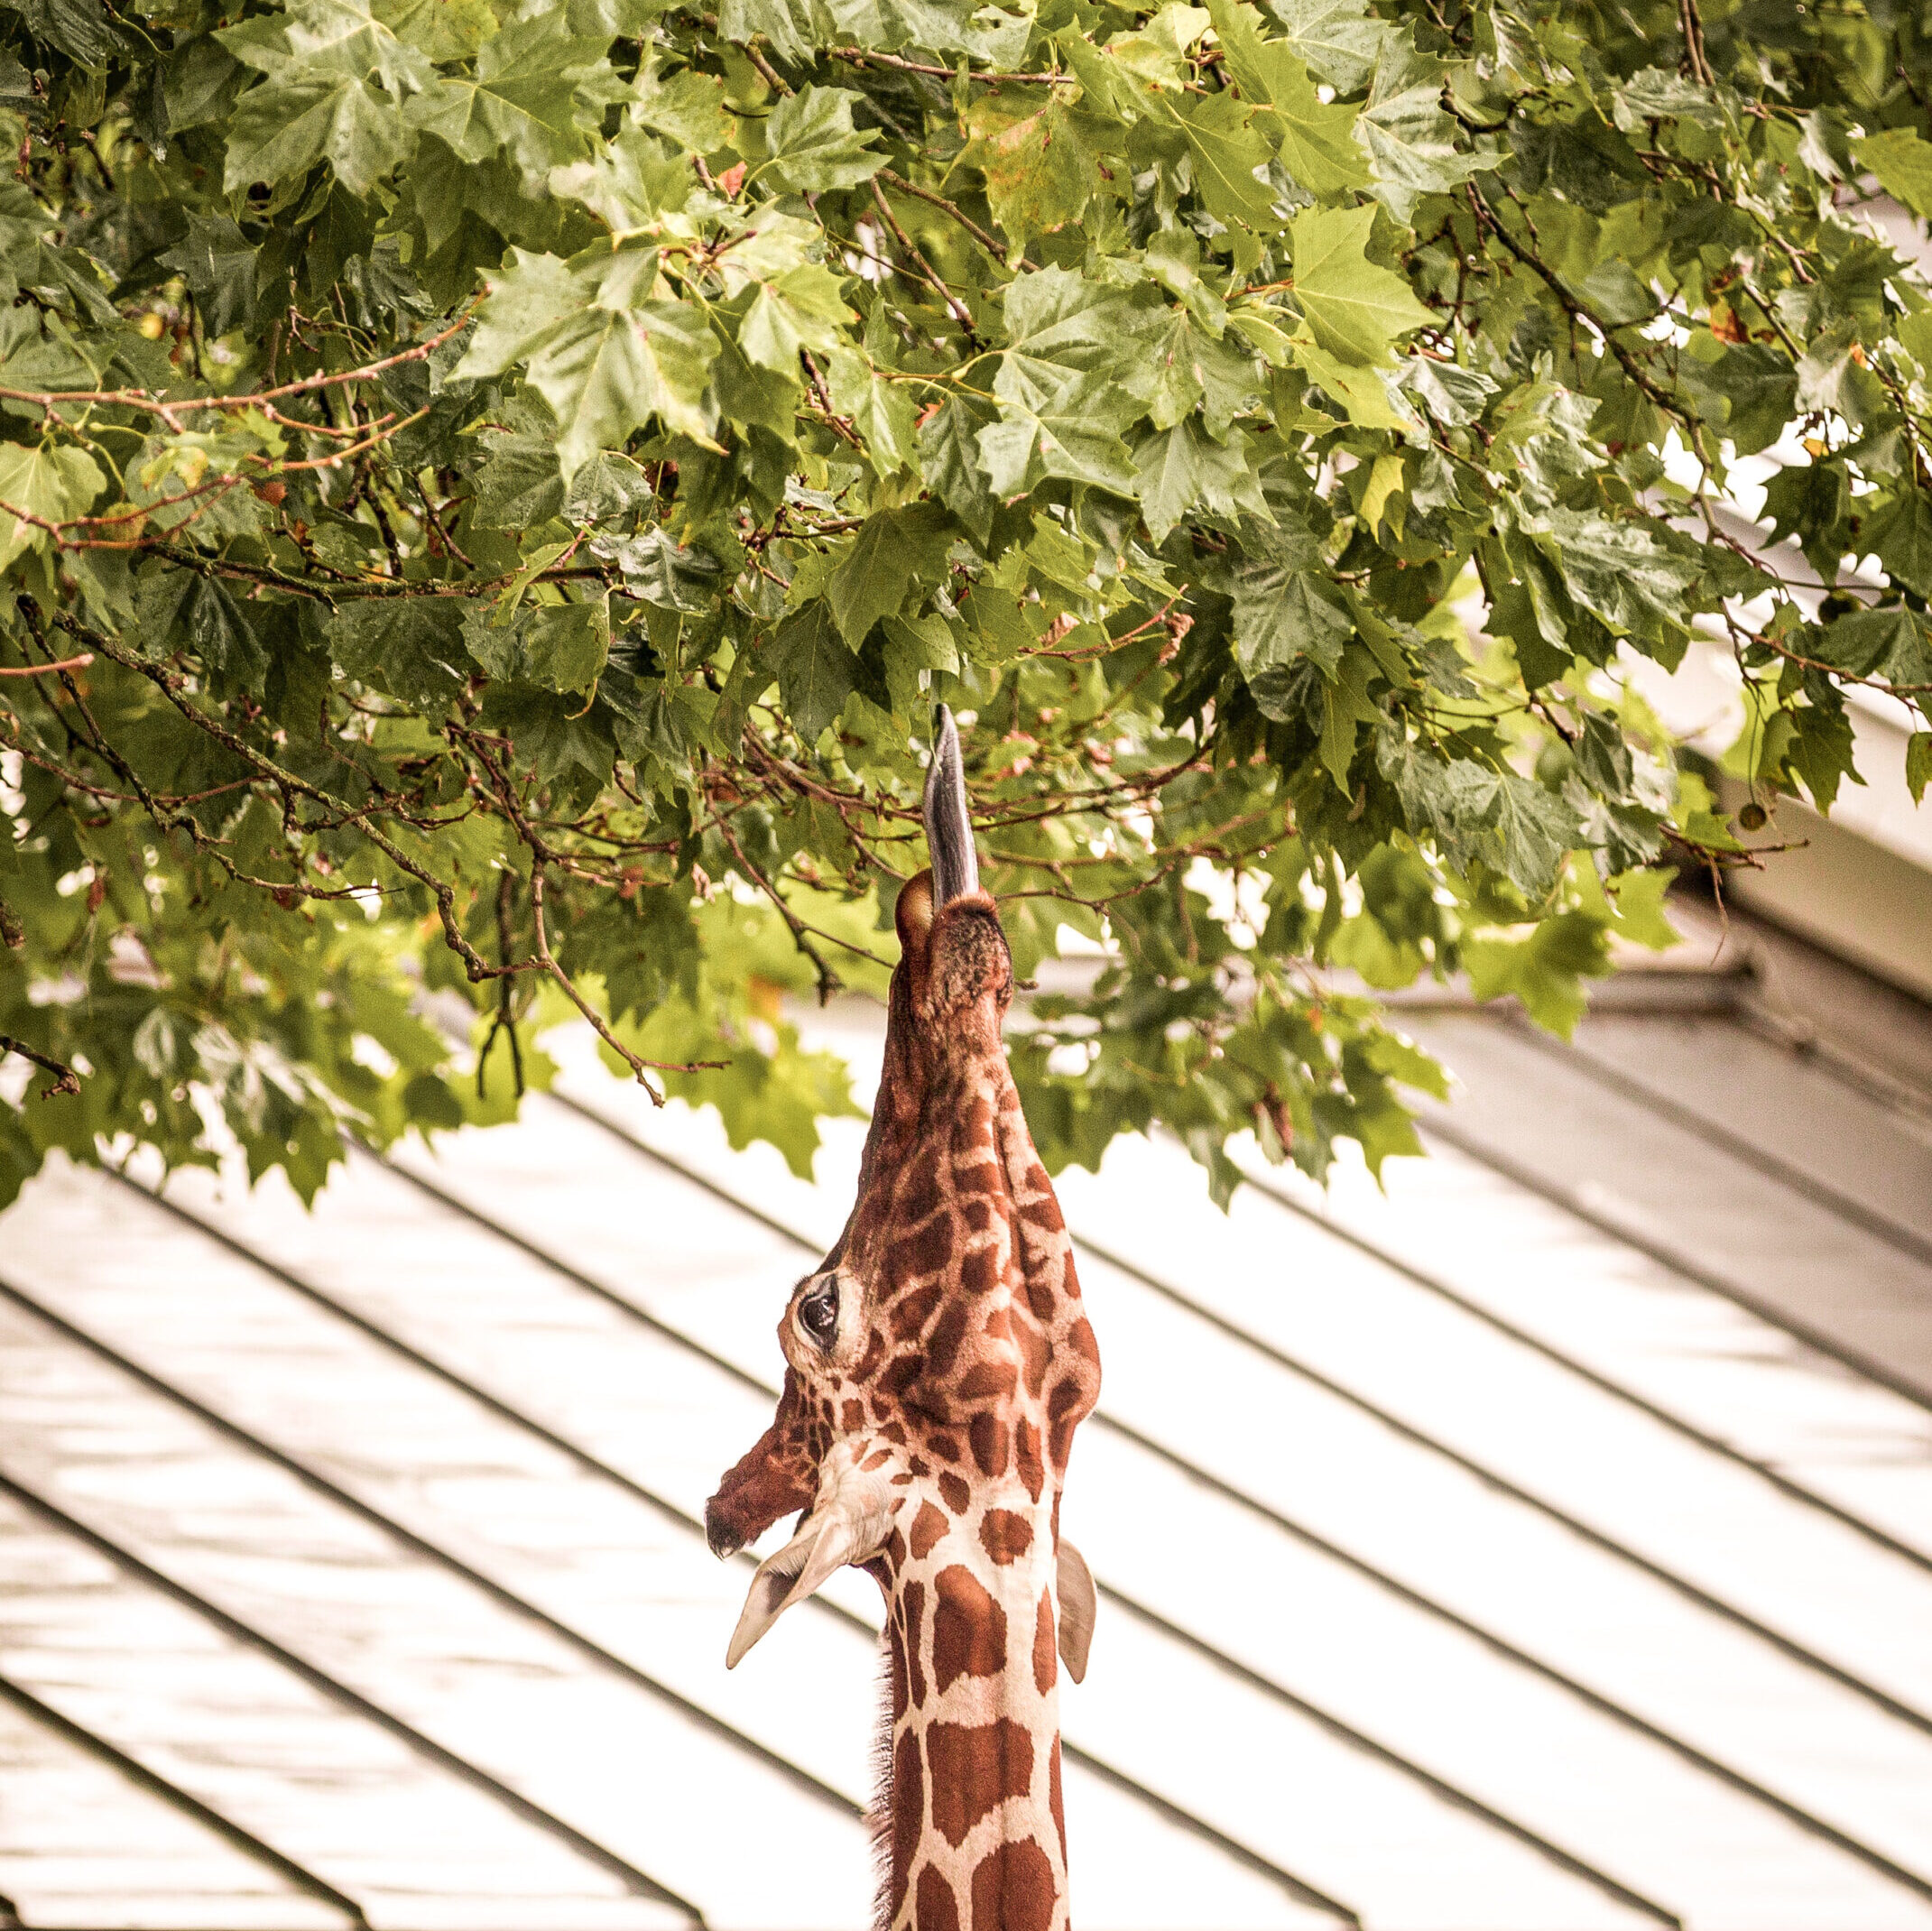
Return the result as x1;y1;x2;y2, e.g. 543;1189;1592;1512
0;0;1927;1208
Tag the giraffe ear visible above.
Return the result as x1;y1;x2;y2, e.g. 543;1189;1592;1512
1056;1538;1097;1685
725;1469;893;1668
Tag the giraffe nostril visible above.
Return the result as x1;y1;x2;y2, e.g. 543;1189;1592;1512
704;1503;744;1560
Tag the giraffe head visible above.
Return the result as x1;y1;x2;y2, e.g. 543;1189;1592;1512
706;706;1102;1930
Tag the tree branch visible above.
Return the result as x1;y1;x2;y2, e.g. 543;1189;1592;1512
0;1033;80;1096
527;862;728;1102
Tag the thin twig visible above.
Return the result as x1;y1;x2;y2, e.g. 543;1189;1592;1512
0;1033;80;1097
871;179;977;337
0;308;476;421
527;863;728;1100
831;47;1069;84
1678;0;1715;84
877;170;1032;269
0;652;90;676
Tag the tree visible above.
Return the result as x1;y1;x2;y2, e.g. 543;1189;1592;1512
0;0;1927;1208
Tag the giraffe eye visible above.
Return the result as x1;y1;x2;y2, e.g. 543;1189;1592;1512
798;1281;839;1347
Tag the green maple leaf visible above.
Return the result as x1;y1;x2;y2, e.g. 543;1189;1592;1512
1463;913;1610;1037
1166;91;1281;238
1907;734;1931;806
737;264;855;374
827;346;918;479
1290;334;1416;428
918;394;999;543
157;217;260;337
0;440;102;568
550;126;697;233
975;384;1141;497
1319;640;1381;790
226;74;410;194
1138;307;1264;435
1354;40;1488;223
1289;203;1434;366
1382;736;1582;898
824;504;952;648
405;14;617;188
470;429;565;530
1232;551;1353;694
1815;605;1932;688
328;599;469;707
1262;0;1387;89
629;60;735;154
458;245;721;476
758;87;887;193
8;0;123;65
279;0;437;92
1856;130;1932;218
463;597;608;693
1867;488;1932;602
1203;0;1365;196
1522;509;1696;646
378;0;495;60
1134;420;1269;540
766;601;857;740
995;268;1144;411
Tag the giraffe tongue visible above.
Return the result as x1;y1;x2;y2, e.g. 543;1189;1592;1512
923;703;980;908
724;1472;893;1668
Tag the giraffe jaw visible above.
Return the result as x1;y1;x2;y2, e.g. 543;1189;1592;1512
725;1461;896;1668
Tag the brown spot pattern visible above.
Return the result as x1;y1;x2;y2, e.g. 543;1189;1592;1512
1031;1586;1056;1697
968;1412;1009;1479
925;1302;969;1378
892;1281;943;1340
980;1510;1034;1566
894;1723;924;1878
914;1864;962;1931
901;1577;928;1708
910;1501;950;1561
931;1565;1005;1695
1013;1419;1044;1502
957;1357;1016;1402
926;1718;1036;1849
1049;1736;1066;1862
970;1837;1057;1931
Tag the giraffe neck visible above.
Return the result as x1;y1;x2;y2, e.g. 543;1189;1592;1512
880;1481;1067;1931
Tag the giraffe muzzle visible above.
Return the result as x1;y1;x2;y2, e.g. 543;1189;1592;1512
702;1503;744;1561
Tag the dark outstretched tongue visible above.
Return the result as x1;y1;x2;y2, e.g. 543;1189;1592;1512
924;704;979;907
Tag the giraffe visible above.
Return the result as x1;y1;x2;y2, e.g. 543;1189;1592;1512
705;706;1104;1931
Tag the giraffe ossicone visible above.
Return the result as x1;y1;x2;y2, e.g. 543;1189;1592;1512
706;704;1104;1931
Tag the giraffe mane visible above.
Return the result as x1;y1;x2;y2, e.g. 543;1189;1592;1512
870;1621;900;1931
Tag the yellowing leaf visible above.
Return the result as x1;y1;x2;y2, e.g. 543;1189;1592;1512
960;94;1097;251
1357;452;1405;537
